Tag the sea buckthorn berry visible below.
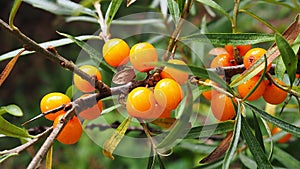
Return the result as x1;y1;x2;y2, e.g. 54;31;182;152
210;54;237;68
211;93;236;121
263;78;287;105
73;65;102;92
53;114;82;144
126;87;156;119
102;38;130;67
78;94;103;120
129;42;158;72
160;59;189;84
272;126;292;143
154;78;183;111
237;76;266;101
202;79;218;101
243;48;271;74
225;44;252;57
40;92;71;121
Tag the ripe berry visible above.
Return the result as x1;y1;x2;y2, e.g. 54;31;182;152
202;79;218;101
272;126;292;143
243;48;271;74
102;38;130;67
210;54;236;68
154;78;183;111
126;87;156;119
53;114;82;144
78;94;103;120
237;76;266;101
211;93;236;121
160;59;189;84
73;65;102;92
263;78;287;105
225;44;252;57
129;42;158;72
40;92;71;121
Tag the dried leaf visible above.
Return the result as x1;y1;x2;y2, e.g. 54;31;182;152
150;118;177;129
127;0;137;7
112;68;136;84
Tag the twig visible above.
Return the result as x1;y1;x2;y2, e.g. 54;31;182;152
232;0;240;33
94;2;110;41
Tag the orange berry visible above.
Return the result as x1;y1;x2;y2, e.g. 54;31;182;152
73;65;102;92
202;79;218;101
160;59;189;84
263;78;287;105
154;78;183;111
243;48;271;74
272;126;292;143
225;44;252;57
211;93;236;121
129;42;158;72
78;94;103;120
210;54;236;68
237;76;266;101
126;87;156;119
102;38;130;67
40;92;71;121
53;114;82;144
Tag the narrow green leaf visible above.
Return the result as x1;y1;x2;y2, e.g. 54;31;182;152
167;0;180;25
222;104;241;169
177;0;185;13
181;33;274;46
275;34;297;86
147;145;155;169
239;153;257;169
241;116;273;169
273;145;300;169
102;117;131;160
0;35;98;62
157;84;193;149
0;153;18;163
274;56;286;80
105;0;123;26
0;104;23;117
45;145;53;169
195;0;232;23
246;103;300;137
193;158;224;169
156;154;166;169
185;121;235;139
0;116;33;139
57;32;115;73
251;112;265;152
9;0;22;29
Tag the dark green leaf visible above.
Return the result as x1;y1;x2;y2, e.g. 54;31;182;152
57;32;115;74
177;0;185;13
273;145;300;169
195;0;231;23
147;145;155;169
241;116;273;169
275;34;297;86
105;0;123;26
251;112;265;152
167;0;180;25
0;104;23;117
223;105;241;169
0;116;33;139
246;103;300;137
185;121;234;139
156;154;166;169
181;33;274;46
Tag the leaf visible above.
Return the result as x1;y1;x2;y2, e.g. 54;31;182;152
239;153;257;169
0;104;23;117
0;116;33;139
102;117;131;160
150;118;177;129
200;131;233;164
275;34;297;86
45;145;53;169
246;103;300;137
105;0;123;26
195;0;232;23
0;153;18;164
0;35;97;62
157;84;193;149
167;0;180;25
146;144;155;169
185;120;235;139
127;0;137;7
156;154;166;169
0;49;24;87
193;158;224;169
241;116;273;169
57;32;115;74
222;105;242;169
273;145;300;169
181;33;274;46
9;0;22;29
112;68;136;84
251;112;265;153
